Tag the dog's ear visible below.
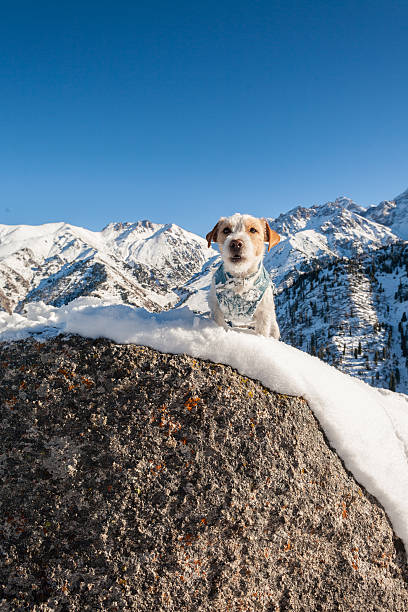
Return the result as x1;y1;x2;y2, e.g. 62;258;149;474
206;222;219;248
263;219;280;252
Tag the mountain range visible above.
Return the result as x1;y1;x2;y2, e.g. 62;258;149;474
1;186;407;392
0;220;218;314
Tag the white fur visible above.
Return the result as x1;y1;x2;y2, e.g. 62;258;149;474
208;213;280;339
217;213;261;277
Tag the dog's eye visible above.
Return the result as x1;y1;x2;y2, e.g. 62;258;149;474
223;228;231;235
249;227;257;233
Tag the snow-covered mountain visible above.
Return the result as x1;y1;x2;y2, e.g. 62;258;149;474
265;196;399;287
0;221;217;313
1;186;407;392
102;221;216;286
275;243;408;393
364;188;408;240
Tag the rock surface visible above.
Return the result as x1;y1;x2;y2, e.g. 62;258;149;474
1;335;407;611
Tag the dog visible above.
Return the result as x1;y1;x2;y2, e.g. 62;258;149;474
206;213;280;338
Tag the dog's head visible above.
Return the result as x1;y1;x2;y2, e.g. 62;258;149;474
206;214;280;276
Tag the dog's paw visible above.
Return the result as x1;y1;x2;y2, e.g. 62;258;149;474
219;320;230;332
270;325;280;340
256;329;269;337
210;310;228;330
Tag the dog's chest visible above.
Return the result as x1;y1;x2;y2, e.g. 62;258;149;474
214;263;271;323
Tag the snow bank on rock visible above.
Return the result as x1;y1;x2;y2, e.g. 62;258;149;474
1;297;408;555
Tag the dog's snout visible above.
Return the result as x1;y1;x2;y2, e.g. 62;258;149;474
230;239;243;252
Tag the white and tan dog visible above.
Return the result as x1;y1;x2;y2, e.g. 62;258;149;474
206;214;280;338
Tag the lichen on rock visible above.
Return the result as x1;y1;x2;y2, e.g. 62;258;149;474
0;335;407;610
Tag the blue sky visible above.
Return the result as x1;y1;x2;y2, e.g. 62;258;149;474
1;0;407;236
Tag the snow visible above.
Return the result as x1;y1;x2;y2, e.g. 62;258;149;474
1;297;408;555
0;220;218;313
364;188;408;240
0;222;106;262
101;221;212;270
266;200;399;287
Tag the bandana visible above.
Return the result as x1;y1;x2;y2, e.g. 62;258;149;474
214;262;272;325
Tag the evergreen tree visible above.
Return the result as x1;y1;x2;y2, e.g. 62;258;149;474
310;333;316;356
401;333;407;357
389;371;396;392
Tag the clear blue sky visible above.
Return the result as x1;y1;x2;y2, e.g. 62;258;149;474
1;0;407;236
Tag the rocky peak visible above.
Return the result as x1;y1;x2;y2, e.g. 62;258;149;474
363;187;408;240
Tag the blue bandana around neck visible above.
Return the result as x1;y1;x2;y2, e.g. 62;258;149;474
214;262;272;324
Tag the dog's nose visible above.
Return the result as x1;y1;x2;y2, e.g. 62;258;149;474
230;240;243;252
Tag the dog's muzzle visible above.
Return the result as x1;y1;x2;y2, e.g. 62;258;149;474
229;239;243;261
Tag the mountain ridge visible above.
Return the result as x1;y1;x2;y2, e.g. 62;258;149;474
0;220;217;314
1;186;407;392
